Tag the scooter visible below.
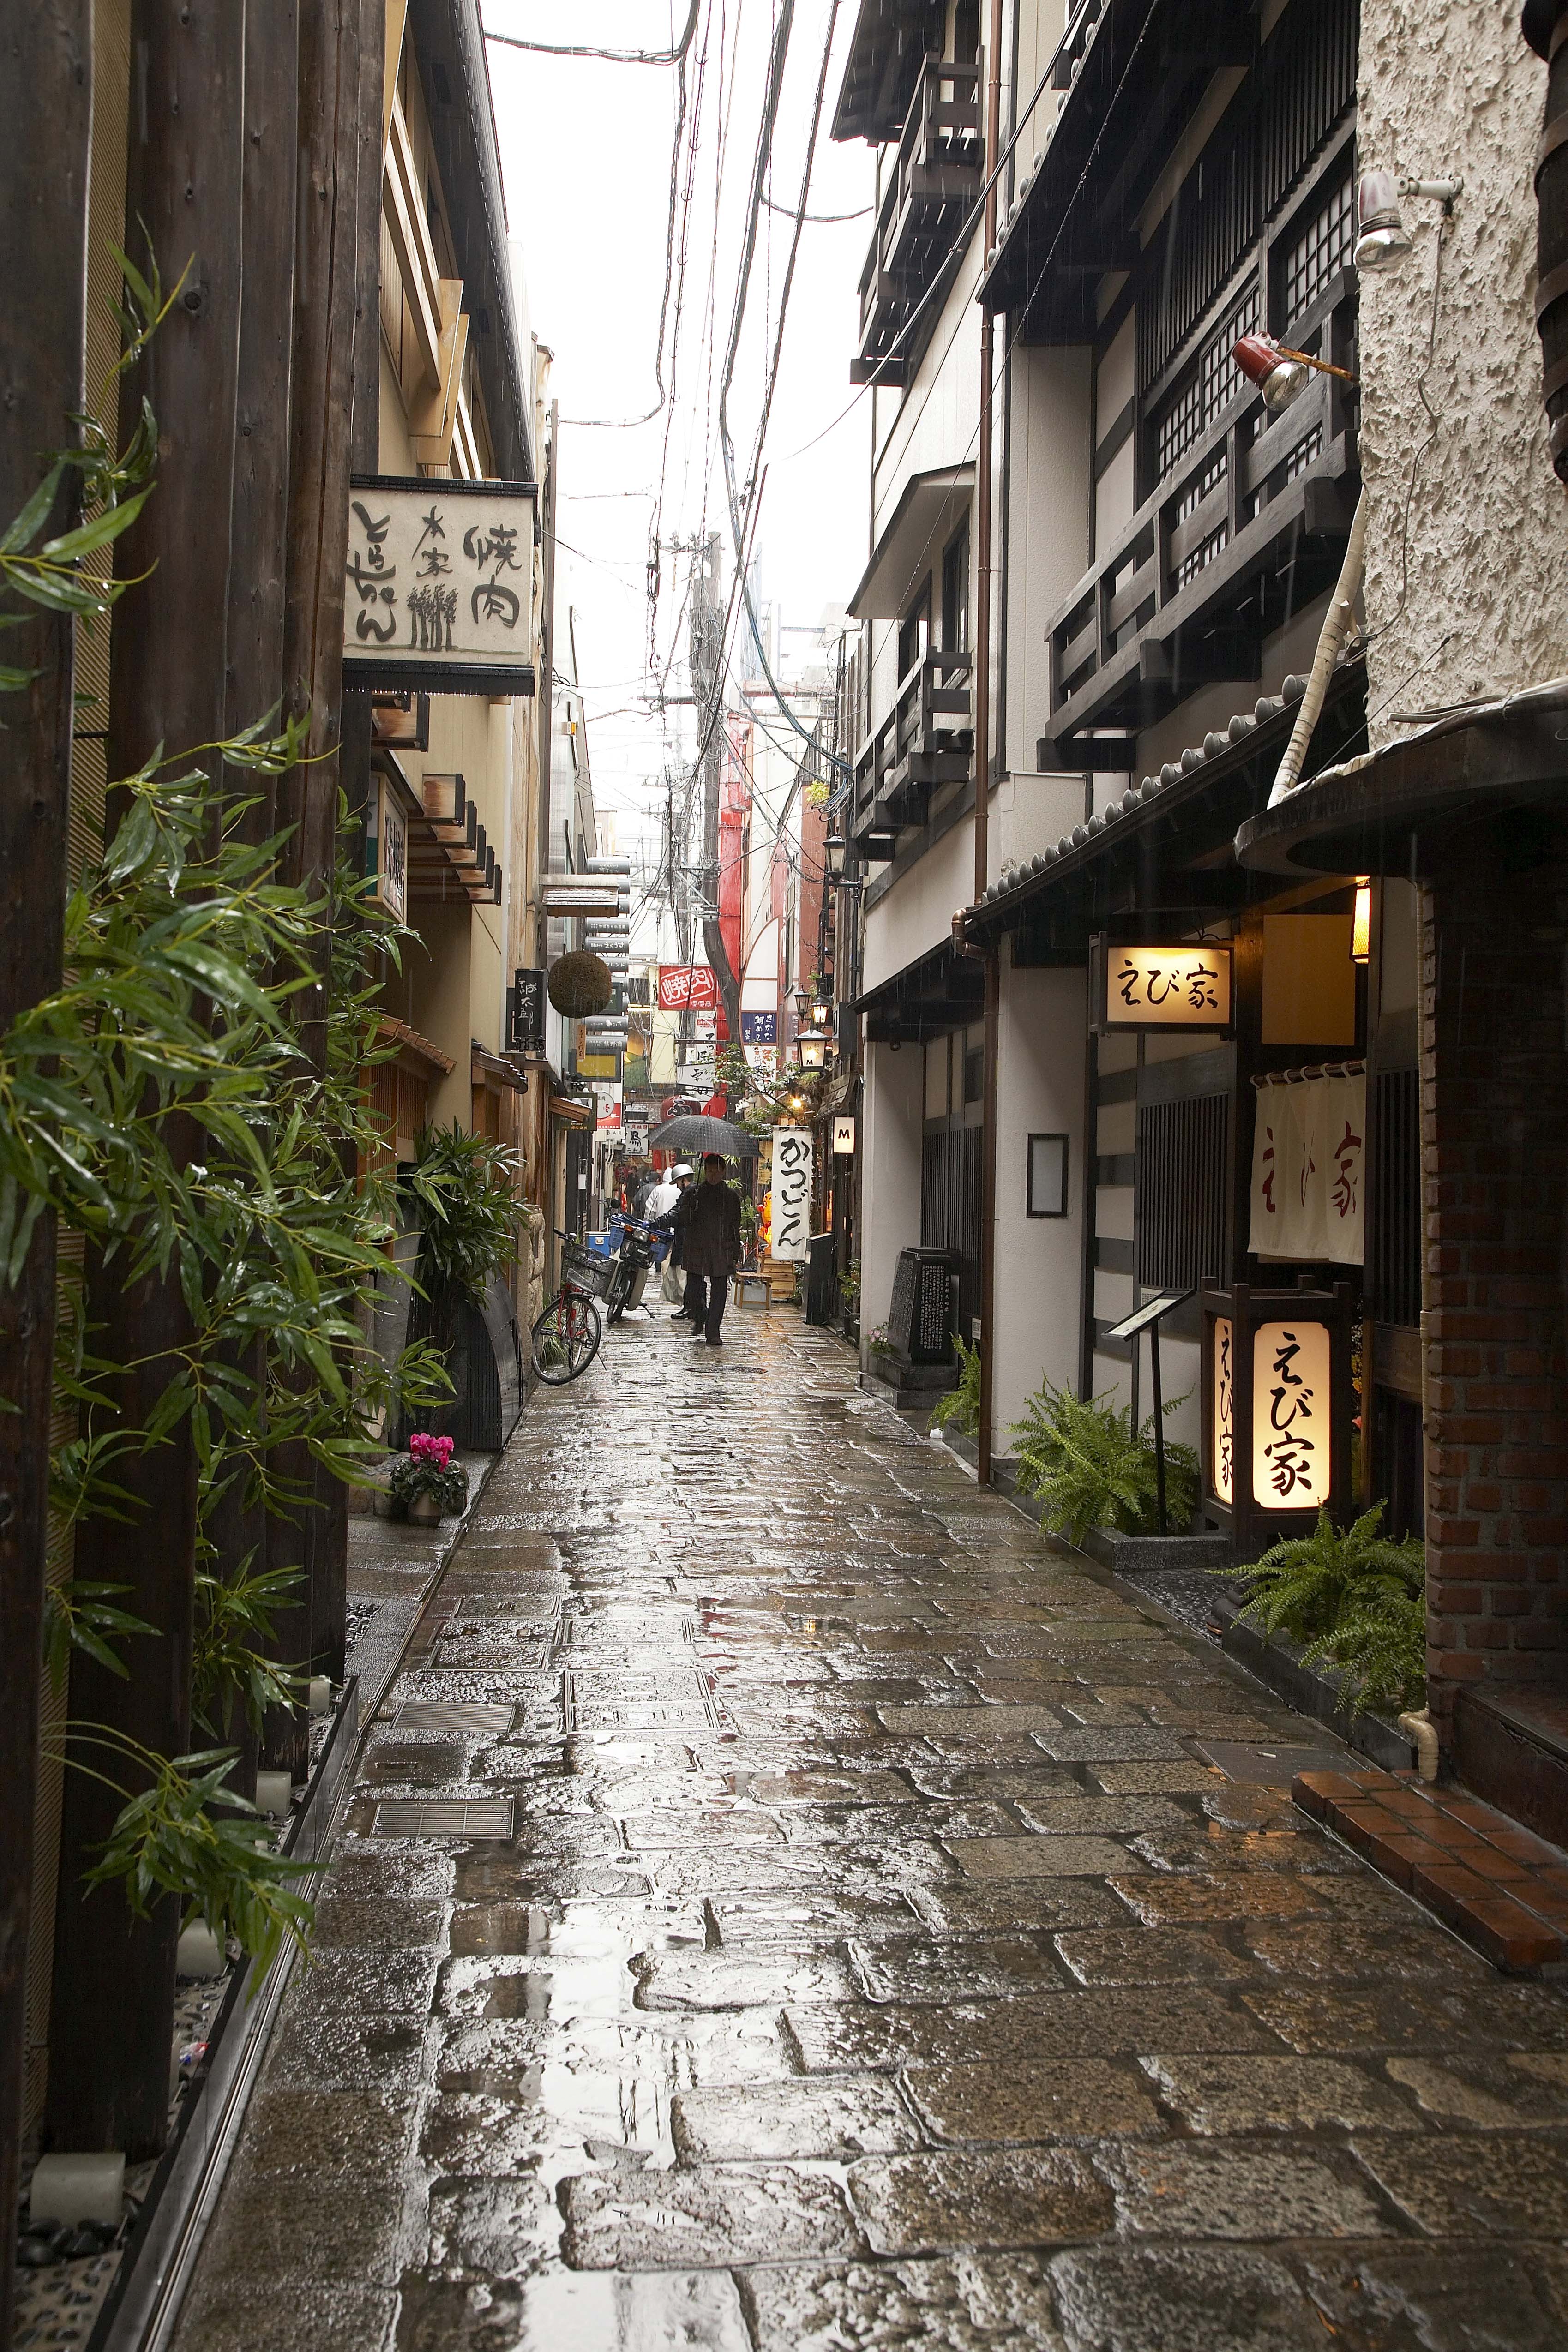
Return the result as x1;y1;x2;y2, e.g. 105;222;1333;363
604;1216;658;1325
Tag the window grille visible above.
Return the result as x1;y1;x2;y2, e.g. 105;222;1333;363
1176;523;1228;594
1136;1093;1230;1291
1175;449;1228;526
1153;286;1258;489
1282;425;1324;482
1281;174;1355;324
1370;1066;1421;1328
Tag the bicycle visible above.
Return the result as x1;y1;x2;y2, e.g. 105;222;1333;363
529;1233;607;1384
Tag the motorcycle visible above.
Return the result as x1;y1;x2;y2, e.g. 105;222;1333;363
604;1216;659;1325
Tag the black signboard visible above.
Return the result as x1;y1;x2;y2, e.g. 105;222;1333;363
887;1247;957;1365
509;967;546;1056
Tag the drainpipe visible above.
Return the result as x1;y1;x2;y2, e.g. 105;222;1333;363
973;0;1004;1483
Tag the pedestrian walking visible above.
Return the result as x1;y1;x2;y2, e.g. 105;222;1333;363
646;1163;694;1308
670;1152;743;1346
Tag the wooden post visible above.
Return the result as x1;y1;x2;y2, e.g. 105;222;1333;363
47;0;246;2162
264;0;369;1766
0;3;92;2311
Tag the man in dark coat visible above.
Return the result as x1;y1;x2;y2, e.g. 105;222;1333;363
670;1152;744;1346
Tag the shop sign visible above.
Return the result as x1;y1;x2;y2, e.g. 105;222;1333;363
1249;1070;1365;1265
1212;1316;1234;1506
769;1128;813;1260
831;1116;856;1155
342;475;536;695
657;964;719;1011
366;775;407;923
595;1083;623;1132
1252;1320;1331;1511
741;1010;777;1045
507;966;546;1057
1091;936;1232;1032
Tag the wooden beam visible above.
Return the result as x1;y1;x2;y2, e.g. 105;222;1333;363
48;0;246;2162
0;3;92;2316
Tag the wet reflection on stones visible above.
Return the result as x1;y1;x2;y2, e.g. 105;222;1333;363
170;1316;1568;2351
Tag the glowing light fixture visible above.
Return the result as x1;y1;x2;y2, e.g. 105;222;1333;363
1233;334;1358;415
1352;879;1371;964
798;1037;826;1070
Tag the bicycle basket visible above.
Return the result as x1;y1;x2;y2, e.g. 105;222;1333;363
561;1244;614;1301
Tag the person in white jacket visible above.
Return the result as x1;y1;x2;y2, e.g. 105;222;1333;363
646;1164;693;1308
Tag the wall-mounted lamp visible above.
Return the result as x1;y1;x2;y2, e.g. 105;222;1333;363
798;1034;828;1070
1353;170;1461;271
1351;879;1371;965
1233;333;1357;415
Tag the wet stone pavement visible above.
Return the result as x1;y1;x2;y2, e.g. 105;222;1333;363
174;1312;1568;2352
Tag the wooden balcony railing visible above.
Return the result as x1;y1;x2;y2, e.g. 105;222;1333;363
1040;280;1358;768
852;649;973;853
852;54;982;387
382;87;481;476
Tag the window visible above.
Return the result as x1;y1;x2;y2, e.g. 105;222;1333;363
898;586;930;682
1280;174;1355;326
941;525;969;654
1136;1093;1230;1290
1153;285;1258;487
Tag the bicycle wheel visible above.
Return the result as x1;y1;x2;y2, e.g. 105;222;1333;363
530;1288;603;1384
605;1262;630;1325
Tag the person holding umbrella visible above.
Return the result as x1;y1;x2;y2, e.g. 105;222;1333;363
669;1152;743;1346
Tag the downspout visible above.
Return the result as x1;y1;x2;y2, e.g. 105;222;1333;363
973;0;1004;1484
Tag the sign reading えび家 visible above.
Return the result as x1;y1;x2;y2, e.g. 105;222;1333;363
343;475;537;695
769;1129;813;1260
1093;939;1232;1032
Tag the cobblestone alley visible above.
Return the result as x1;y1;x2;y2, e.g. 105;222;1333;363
175;1314;1568;2352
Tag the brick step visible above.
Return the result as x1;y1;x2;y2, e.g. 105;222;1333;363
1294;1764;1568;1973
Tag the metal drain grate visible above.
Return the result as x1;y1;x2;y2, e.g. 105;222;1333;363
392;1701;516;1734
372;1799;515;1839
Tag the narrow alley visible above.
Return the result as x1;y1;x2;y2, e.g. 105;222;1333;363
174;1317;1568;2352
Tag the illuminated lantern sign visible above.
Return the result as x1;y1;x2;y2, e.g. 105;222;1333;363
1201;1282;1352;1554
832;1116;856;1155
1092;936;1232;1032
1252;1319;1331;1511
769;1128;814;1261
1212;1316;1234;1507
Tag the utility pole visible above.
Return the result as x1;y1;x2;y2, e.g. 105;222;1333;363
688;531;742;1053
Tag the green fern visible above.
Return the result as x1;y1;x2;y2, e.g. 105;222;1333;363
930;1334;981;1437
1008;1380;1197;1544
1221;1502;1426;1719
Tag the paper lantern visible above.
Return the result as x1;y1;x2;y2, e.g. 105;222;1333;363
1201;1281;1354;1555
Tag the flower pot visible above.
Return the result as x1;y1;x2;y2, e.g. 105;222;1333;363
407;1491;442;1526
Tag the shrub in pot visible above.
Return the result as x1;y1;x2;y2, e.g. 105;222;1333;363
1218;1502;1425;1718
403;1123;521;1442
1008;1380;1198;1544
390;1431;469;1524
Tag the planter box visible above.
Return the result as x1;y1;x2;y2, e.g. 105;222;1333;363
1214;1595;1416;1774
1080;1526;1233;1577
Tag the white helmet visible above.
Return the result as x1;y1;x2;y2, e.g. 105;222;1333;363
671;1163;694;1180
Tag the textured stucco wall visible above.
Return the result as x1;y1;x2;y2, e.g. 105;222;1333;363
1358;5;1568;744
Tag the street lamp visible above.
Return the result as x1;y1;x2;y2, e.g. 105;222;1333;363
798;1029;832;1070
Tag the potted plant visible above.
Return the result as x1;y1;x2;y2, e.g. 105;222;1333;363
390;1431;469;1525
1218;1503;1425;1721
403;1123;521;1445
1008;1380;1204;1565
839;1258;860;1339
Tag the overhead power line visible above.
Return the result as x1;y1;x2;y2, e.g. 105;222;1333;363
482;0;701;66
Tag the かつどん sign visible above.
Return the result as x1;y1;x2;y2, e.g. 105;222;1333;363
342;476;537;696
1092;938;1232;1032
769;1128;813;1261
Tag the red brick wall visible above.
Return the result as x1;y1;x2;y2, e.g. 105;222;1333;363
1421;846;1568;1740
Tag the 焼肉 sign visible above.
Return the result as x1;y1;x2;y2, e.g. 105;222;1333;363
342;475;537;696
657;965;720;1011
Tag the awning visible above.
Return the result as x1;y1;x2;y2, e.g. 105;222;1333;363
853;938;985;1042
815;1069;861;1118
1234;679;1568;881
848;464;974;620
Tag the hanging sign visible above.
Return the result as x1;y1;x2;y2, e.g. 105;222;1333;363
769;1128;814;1260
832;1116;856;1155
741;1010;777;1045
1249;1072;1365;1265
365;774;408;923
342;474;537;696
1091;936;1232;1032
657;964;720;1011
508;967;546;1057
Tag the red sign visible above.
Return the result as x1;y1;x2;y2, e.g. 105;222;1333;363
657;964;720;1011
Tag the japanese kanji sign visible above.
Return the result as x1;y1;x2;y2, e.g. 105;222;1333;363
741;1010;777;1045
343;475;536;695
1249;1072;1365;1265
657;965;720;1011
769;1128;814;1261
1094;940;1232;1031
1251;1319;1330;1512
1211;1315;1234;1507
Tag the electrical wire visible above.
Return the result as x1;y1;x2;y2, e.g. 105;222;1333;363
482;0;701;66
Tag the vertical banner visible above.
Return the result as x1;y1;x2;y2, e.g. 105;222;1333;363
1212;1316;1234;1506
1249;1073;1365;1266
769;1128;814;1260
1324;1072;1366;1265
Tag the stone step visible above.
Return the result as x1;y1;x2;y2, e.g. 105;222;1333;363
1294;1763;1568;1973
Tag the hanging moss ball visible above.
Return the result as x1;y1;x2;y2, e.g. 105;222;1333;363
548;950;613;1018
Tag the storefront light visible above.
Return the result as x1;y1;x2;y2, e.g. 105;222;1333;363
799;1037;826;1069
1352;880;1371;964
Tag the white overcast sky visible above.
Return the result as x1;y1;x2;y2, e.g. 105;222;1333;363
484;1;874;854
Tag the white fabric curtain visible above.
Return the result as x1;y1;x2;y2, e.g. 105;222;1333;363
1249;1071;1365;1265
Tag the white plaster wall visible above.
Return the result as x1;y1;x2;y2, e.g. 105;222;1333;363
1005;342;1093;770
860;1038;925;1354
991;956;1088;1447
1358;7;1568;741
862;814;976;993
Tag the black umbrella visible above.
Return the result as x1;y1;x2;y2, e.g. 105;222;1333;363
650;1114;759;1158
